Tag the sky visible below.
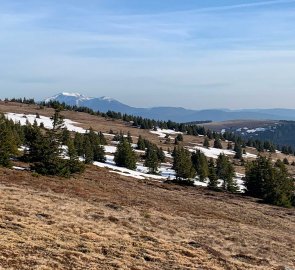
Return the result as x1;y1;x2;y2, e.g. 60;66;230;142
1;0;295;109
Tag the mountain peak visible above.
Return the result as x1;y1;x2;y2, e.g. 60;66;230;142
61;92;85;98
100;96;115;102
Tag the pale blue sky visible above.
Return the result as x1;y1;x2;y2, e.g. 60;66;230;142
1;0;295;109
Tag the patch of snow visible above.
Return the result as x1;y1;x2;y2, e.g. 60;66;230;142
150;128;182;138
12;166;28;171
246;127;266;133
104;146;117;154
5;113;87;134
187;146;235;159
243;152;257;159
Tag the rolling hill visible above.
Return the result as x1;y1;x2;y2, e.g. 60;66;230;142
45;92;295;122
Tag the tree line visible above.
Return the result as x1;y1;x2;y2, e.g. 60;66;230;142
4;98;284;154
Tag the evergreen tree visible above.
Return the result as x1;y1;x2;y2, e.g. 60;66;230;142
157;147;166;163
127;131;133;143
31;111;66;175
234;143;243;159
191;150;209;181
83;136;94;164
66;138;85;175
114;139;137;170
144;145;159;174
93;145;106;163
74;133;84;156
216;154;237;192
137;135;146;150
203;137;210;148
208;158;219;190
23;123;43;162
173;146;196;180
0;119;18;167
245;156;295;207
61;128;70;145
214;139;223;149
98;132;107;145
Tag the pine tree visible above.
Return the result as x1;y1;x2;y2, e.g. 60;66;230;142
74;133;84;156
234;143;243;159
144;145;159;174
137;135;146;150
114;139;137;170
208;158;219;190
93;145;106;163
216;154;237;192
245;156;295;207
83;136;94;164
0;120;18;167
214;138;223;149
66;138;85;175
98;132;107;145
191;150;209;181
157;147;166;163
127;131;133;143
61;128;70;145
203;137;210;148
173;146;196;180
31;111;66;175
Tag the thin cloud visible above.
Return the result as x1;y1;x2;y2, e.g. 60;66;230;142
119;0;295;18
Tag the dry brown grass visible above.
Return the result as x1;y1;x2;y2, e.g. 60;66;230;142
0;167;294;270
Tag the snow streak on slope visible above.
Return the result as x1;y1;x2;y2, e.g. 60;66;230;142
5;113;87;133
150;128;183;138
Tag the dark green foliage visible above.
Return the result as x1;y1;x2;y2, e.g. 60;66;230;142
245;156;295;207
61;128;71;145
74;133;84;156
137;135;146;150
157;147;165;163
31;110;85;177
208;158;219;190
93;145;106;163
83;136;94;164
191;150;209;181
203;137;210;148
127;131;133;143
234;143;243;159
114;139;137;170
216;154;237;192
214;139;223;149
66;138;85;175
173;146;196;180
175;134;184;144
0;115;19;167
144;145;159;174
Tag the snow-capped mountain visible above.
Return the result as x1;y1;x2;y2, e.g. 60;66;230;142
44;92;92;106
45;92;134;113
44;92;295;122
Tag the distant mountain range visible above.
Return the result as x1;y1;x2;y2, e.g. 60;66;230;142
45;92;295;122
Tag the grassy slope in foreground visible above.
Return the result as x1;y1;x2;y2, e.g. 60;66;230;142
0;166;294;270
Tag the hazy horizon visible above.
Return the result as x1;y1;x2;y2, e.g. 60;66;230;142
1;0;295;109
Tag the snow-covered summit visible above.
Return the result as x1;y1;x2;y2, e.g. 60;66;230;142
44;92;129;113
100;96;115;102
44;92;92;105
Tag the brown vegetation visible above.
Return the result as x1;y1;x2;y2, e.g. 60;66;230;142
0;166;294;270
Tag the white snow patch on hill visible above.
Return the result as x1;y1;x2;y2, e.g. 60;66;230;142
150;128;182;138
5;113;86;134
187;146;235;159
